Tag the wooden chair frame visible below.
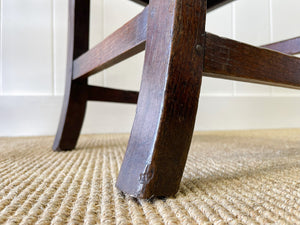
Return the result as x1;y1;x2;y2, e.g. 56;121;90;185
53;0;300;199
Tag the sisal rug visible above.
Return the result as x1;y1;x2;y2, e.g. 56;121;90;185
0;129;300;224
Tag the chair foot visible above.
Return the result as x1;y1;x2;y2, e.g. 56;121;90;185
116;0;207;199
53;80;88;151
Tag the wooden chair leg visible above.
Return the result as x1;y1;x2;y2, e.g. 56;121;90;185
116;0;207;199
53;0;90;151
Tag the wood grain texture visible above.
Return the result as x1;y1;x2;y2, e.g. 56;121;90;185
262;37;300;55
72;0;236;80
53;0;90;151
204;33;300;89
87;85;138;103
116;0;207;199
54;0;300;200
73;7;148;80
73;30;300;90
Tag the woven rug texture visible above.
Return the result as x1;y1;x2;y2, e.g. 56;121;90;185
0;129;300;224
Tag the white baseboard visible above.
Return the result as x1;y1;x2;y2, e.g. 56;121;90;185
1;95;300;137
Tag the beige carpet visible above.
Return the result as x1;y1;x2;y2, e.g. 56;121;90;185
0;129;300;224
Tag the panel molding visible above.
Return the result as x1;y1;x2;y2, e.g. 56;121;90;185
53;0;68;95
1;95;300;137
1;1;300;137
88;0;105;86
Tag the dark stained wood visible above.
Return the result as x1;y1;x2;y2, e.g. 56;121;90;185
54;0;300;200
53;0;90;151
116;0;207;199
82;32;300;105
262;37;300;55
87;85;138;104
72;0;237;81
204;33;300;89
73;7;148;80
74;30;300;90
130;0;234;12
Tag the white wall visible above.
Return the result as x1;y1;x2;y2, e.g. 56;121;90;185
1;0;300;136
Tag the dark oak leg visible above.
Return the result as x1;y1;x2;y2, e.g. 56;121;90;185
117;0;207;199
53;0;90;151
